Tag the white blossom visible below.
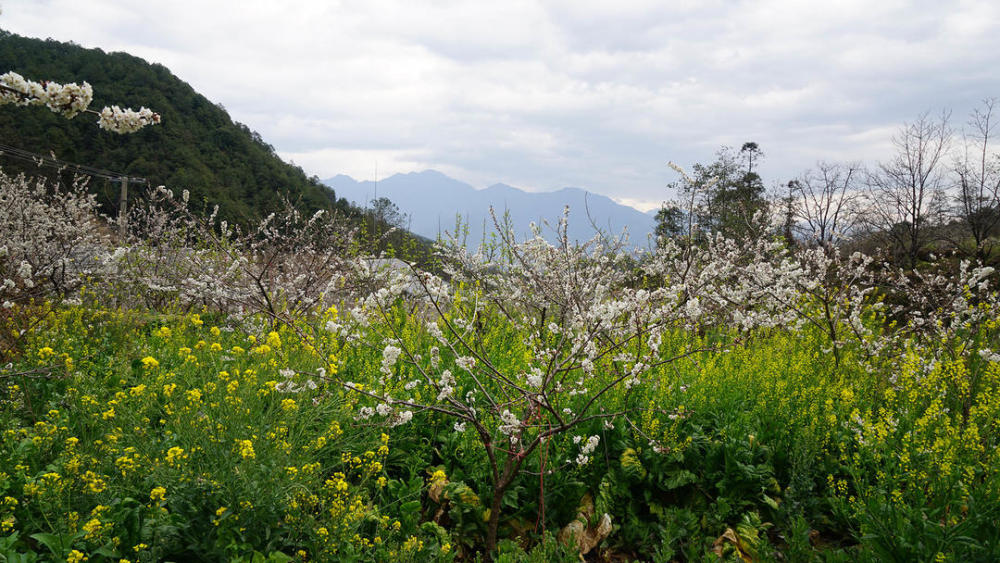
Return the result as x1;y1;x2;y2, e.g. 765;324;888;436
97;105;161;134
392;410;413;427
381;344;402;375
526;367;544;388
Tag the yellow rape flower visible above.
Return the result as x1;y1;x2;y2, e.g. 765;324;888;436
237;439;256;459
266;331;282;348
140;356;159;369
82;471;107;494
149;486;166;502
165;447;187;465
214;506;227;526
82;517;102;539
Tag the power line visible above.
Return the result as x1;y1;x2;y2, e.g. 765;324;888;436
0;141;147;184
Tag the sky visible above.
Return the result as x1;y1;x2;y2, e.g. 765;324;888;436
3;0;999;212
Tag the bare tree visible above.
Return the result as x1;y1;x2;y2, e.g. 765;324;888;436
863;111;952;269
953;99;1000;261
790;161;864;250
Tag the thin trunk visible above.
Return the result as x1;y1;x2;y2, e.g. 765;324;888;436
485;477;511;556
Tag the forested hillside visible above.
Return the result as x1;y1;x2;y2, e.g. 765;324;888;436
0;30;339;223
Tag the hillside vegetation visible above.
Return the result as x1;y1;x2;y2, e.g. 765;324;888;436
0;29;435;265
0;29;342;222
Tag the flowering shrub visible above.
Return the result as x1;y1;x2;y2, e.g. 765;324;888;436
0;172;109;309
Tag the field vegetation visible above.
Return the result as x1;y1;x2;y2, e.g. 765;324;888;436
3;166;1000;562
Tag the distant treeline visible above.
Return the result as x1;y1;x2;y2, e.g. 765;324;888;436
657;107;1000;270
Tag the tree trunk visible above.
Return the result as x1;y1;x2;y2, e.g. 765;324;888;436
485;479;510;556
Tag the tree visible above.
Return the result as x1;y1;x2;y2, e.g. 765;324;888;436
953;99;1000;262
370;196;407;230
707;142;770;240
862;111;951;269
657;143;770;243
653;204;685;241
789;161;863;251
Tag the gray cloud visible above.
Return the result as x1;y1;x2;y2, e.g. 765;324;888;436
3;0;999;211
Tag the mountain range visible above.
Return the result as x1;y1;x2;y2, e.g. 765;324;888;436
324;170;656;249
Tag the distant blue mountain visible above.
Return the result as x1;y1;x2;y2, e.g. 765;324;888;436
324;170;654;250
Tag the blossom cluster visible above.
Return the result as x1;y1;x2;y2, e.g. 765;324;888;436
97;105;162;134
0;71;92;118
0;70;160;133
574;435;600;465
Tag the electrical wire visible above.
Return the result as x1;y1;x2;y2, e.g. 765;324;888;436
0;141;147;183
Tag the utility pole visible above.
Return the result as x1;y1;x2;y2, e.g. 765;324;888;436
117;175;129;237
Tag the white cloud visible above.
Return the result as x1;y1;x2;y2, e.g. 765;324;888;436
2;0;999;206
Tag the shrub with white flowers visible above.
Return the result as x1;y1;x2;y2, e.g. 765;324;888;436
0;171;110;308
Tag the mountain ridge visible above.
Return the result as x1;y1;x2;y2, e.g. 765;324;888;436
324;170;655;249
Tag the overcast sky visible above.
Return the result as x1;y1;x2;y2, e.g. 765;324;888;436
3;0;999;211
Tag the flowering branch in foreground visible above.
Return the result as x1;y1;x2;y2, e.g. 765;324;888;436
0;71;161;134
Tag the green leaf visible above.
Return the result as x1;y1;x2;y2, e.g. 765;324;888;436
92;544;120;558
27;533;63;556
762;494;780;510
660;470;698;490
